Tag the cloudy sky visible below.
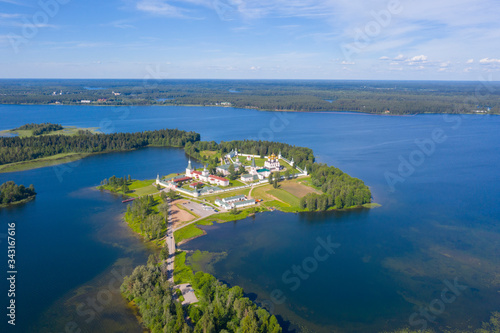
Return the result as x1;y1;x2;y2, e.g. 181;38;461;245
0;0;499;79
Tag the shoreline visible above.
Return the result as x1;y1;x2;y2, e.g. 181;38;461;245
1;102;497;116
0;146;185;174
0;195;36;208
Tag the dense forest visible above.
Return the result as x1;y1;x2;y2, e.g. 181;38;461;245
0;181;36;206
0;127;200;165
300;164;372;209
14;122;64;135
121;254;282;333
124;194;168;241
0;79;498;114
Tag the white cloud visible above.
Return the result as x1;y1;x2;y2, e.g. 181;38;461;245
466;59;474;64
136;0;189;18
0;13;21;18
394;54;405;61
379;56;390;60
341;60;355;65
407;55;428;62
479;58;500;64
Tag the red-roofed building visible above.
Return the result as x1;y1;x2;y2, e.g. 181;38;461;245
172;176;192;183
189;182;204;188
208;175;230;187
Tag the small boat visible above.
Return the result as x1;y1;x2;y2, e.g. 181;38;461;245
122;198;135;203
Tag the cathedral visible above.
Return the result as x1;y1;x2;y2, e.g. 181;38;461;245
264;153;281;171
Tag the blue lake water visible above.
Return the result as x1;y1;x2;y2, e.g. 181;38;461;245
0;104;499;332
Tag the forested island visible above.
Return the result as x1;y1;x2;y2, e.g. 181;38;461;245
0;126;200;173
1;79;498;115
0;181;36;207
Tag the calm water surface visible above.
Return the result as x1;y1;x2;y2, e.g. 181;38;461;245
0;105;499;332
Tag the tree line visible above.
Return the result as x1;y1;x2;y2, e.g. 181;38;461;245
98;175;132;193
15;122;64;135
1;79;499;114
300;164;372;210
121;254;282;333
0;127;200;165
0;181;36;205
125;195;168;241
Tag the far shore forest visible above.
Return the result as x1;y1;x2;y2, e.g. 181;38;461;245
0;79;498;114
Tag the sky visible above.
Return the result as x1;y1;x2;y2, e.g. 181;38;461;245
0;0;499;80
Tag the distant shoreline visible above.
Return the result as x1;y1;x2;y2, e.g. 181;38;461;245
0;102;497;117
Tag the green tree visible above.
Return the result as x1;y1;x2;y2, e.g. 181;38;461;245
158;202;169;222
228;163;236;180
273;177;279;189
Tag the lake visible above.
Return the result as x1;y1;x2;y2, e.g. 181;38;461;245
0;104;499;332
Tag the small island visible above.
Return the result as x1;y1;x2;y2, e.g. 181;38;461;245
0;181;36;207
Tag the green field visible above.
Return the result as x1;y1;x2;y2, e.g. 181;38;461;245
174;224;205;244
267;188;300;207
128;180;158;197
173;251;195;284
99;179;158;198
228;179;246;187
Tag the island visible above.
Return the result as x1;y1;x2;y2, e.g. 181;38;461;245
0;125;199;173
96;134;377;332
0;181;36;207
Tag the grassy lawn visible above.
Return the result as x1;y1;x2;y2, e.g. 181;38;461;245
196;207;262;225
174;224;204;244
128;179;157;197
0;152;90;174
279;179;321;198
298;177;322;191
99;179;158;198
251;184;275;201
229;179;246;187
267;188;300;207
173;251;194;284
200;150;220;159
162;172;182;180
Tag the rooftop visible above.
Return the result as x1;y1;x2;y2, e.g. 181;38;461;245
222;194;246;202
